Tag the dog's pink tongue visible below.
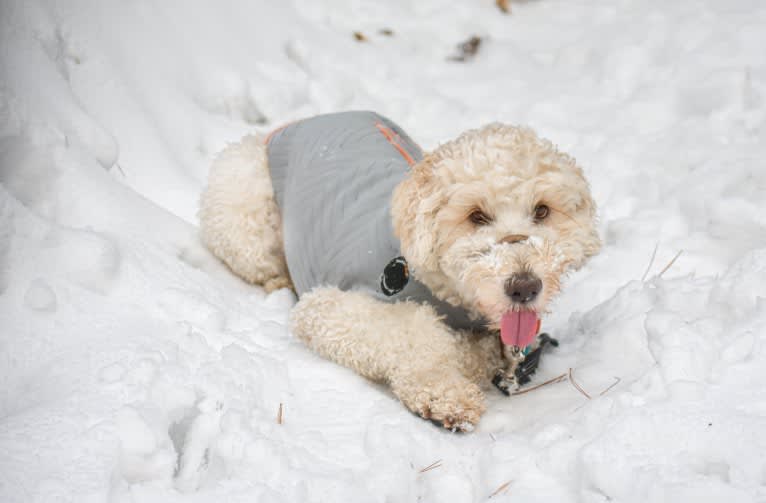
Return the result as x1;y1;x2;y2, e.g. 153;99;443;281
500;311;539;347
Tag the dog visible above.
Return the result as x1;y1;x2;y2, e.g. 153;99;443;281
199;111;600;431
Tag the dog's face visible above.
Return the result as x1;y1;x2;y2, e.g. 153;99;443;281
392;124;600;340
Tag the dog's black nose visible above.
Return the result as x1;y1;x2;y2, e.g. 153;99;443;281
505;272;542;304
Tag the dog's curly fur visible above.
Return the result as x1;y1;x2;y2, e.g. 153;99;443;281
199;121;600;431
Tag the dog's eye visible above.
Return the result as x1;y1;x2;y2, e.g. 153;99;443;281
468;209;492;226
533;204;550;221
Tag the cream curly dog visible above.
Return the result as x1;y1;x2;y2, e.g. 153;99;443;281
199;111;600;431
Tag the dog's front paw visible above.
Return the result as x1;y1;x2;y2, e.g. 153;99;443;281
424;382;486;432
393;373;486;432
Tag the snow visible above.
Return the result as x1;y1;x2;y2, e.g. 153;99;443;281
1;0;766;501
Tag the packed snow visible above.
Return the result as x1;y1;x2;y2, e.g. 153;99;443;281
1;0;766;501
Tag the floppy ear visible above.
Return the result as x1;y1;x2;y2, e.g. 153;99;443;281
557;169;602;271
391;156;442;272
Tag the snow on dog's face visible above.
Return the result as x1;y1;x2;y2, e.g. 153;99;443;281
392;124;601;339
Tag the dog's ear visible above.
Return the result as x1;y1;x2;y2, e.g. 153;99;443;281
391;156;442;272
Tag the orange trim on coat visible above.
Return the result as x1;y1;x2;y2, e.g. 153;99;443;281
375;122;417;167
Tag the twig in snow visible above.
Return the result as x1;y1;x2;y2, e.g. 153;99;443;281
509;372;567;396
112;163;126;178
496;0;511;13
568;368;591;399
418;460;443;473
448;36;482;62
641;242;659;281
599;377;621;396
657;250;683;278
489;480;513;498
277;403;284;424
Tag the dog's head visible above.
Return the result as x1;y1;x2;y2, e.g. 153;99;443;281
392;124;600;343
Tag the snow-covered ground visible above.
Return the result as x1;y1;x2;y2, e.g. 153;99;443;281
1;0;765;501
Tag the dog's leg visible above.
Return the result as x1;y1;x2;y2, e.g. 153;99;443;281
199;135;291;292
291;287;487;431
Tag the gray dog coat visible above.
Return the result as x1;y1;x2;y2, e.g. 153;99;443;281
267;111;481;331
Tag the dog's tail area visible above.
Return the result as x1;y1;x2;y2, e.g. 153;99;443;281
198;135;291;292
